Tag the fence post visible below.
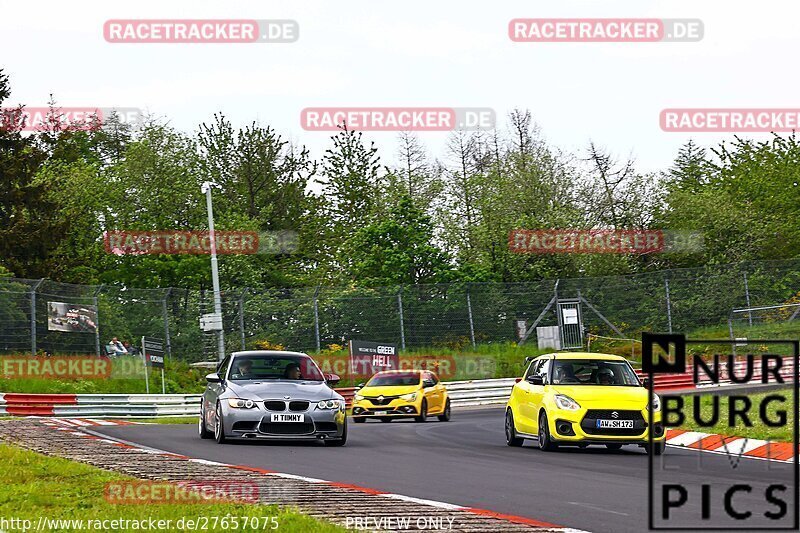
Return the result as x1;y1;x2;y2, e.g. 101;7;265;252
162;288;172;359
743;272;752;326
238;288;248;351
397;289;406;350
30;279;45;356
93;285;104;357
466;284;476;348
313;285;321;352
664;277;673;334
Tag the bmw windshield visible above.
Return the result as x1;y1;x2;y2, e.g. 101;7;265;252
551;360;640;386
228;355;324;382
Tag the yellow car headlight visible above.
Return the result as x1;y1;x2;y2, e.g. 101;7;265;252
651;394;662;412
354;395;364;402
554;394;580;411
400;392;417;401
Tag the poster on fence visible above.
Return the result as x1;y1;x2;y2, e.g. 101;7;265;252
47;302;98;333
349;340;399;378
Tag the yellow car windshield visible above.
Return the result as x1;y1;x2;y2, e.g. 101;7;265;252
551;360;640;386
366;373;421;386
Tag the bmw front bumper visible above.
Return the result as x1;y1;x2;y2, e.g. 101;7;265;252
220;403;346;440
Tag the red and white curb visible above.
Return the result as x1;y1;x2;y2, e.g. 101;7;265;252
665;428;795;462
36;419;586;532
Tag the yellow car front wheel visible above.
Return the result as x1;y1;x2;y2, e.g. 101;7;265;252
415;399;428;423
537;412;557;451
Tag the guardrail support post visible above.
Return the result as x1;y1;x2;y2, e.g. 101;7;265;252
397;289;406;350
466;284;476;348
30;279;45;356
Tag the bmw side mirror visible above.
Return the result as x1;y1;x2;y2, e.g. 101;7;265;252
423;380;435;388
325;373;341;386
206;372;221;383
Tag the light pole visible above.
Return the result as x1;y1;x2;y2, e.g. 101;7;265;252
201;181;226;362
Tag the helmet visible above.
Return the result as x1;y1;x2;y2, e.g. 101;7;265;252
597;368;614;384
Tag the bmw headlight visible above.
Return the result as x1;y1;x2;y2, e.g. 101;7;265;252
317;400;342;410
227;398;256;409
651;394;661;412
554;394;581;411
400;392;417;401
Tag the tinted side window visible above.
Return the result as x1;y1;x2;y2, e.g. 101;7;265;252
537;359;551;384
525;359;542;379
216;356;230;378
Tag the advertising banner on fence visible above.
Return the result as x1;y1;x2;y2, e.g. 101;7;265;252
349;341;399;378
47;302;98;333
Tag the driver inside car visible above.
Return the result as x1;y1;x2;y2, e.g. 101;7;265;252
234;359;254;379
554;363;578;384
597;367;615;385
283;363;301;380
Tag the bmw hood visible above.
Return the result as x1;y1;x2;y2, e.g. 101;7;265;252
227;380;340;401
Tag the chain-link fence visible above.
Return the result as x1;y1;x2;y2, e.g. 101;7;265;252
1;258;799;362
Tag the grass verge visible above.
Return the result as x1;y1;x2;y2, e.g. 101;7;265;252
0;443;346;532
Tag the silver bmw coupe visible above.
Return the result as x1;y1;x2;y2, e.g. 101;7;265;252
199;350;347;446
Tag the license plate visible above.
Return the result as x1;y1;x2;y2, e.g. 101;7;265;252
374;411;388;415
596;419;633;429
270;413;304;423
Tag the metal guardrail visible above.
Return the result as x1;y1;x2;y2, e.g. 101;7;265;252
4;360;791;417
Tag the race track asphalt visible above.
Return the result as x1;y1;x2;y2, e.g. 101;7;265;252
93;408;797;532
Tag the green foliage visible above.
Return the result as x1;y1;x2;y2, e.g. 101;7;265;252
346;195;451;286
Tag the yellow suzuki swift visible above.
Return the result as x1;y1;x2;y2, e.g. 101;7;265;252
351;370;451;423
505;353;665;454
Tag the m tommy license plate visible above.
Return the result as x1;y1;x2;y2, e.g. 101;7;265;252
270;413;304;423
596;419;633;429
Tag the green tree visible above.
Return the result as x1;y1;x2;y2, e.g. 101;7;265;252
346;195;451;286
0;70;60;278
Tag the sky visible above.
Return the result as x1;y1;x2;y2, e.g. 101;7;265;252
1;0;797;174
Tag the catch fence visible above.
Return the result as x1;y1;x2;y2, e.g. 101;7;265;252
1;259;799;361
